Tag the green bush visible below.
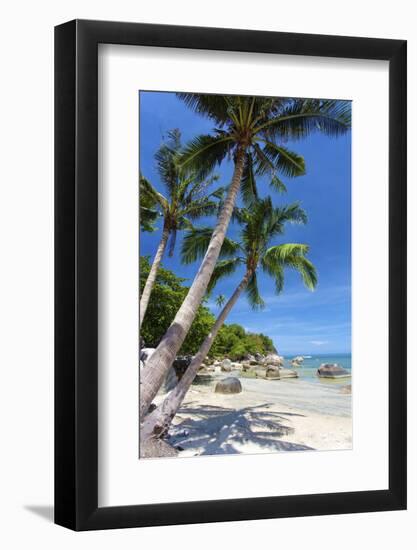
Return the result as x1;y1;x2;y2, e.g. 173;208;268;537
140;256;214;355
209;323;274;360
140;256;274;359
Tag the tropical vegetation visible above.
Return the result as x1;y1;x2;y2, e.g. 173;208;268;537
140;256;273;358
142;197;317;439
140;94;351;418
139;129;223;324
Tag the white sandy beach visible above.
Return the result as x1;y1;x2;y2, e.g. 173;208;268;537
155;371;352;457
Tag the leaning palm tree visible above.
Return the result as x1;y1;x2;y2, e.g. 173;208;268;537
140;95;350;417
141;197;317;442
139;129;222;325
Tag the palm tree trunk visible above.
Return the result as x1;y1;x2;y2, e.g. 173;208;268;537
141;270;252;443
140;147;246;418
140;225;170;326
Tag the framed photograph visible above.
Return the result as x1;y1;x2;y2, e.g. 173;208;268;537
55;19;407;530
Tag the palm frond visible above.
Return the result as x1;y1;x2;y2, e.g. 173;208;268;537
262;243;317;291
179;134;233;179
270;175;287;194
274;203;308;226
177;217;195;231
260;141;306;177
252;142;275;176
249;96;286;127
263;243;310;263
207;258;242;294
209;185;228;200
240;151;258;206
245;272;265;310
139;174;160;232
140;206;159;233
139;175;169;211
164;128;182;147
181;227;241;265
180;173;219;205
176;93;230;125
240;197;274;249
180;199;219;220
273;265;285;293
154;131;181;194
231;205;250;225
256;98;351;140
291;256;318;290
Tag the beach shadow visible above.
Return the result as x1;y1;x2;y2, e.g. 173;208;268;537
24;505;54;523
192;375;215;386
169;403;313;455
182;403;306;418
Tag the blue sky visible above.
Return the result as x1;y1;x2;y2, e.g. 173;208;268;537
140;91;351;356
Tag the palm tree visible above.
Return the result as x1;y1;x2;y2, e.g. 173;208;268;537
139;129;222;325
215;294;226;308
140;95;350;418
141;197;317;442
139;184;159;233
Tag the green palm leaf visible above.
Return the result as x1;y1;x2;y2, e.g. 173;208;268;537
207;258;242;294
291;255;317;290
260;142;306;177
154;129;182;196
262;243;317;291
270;175;287;194
273;203;308;227
183;174;220;203
176;217;195;231
240;151;258;205
263;243;310;263
180;199;219;220
240;197;274;248
256;98;351;140
181;227;241;265
179;134;233;179
176;93;230;125
245;272;265;310
139;175;169;212
140;205;159;233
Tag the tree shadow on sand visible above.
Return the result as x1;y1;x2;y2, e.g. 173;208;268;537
168;403;314;455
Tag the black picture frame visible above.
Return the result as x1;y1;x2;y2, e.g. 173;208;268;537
55;19;407;531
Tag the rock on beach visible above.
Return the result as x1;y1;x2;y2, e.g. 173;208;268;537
317;363;351;378
263;353;284;367
215;377;242;394
221;358;233;372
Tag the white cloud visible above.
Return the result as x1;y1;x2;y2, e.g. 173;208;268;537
310;340;329;346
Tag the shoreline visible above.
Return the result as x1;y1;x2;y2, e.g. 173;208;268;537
154;371;352;457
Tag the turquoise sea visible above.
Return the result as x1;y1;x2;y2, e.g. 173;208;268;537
246;353;352;416
287;353;352;387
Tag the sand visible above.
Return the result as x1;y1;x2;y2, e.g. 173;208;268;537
154;371;352;457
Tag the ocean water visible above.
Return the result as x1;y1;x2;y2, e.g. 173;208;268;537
236;353;352;417
194;353;353;417
192;353;352;417
288;353;352;387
